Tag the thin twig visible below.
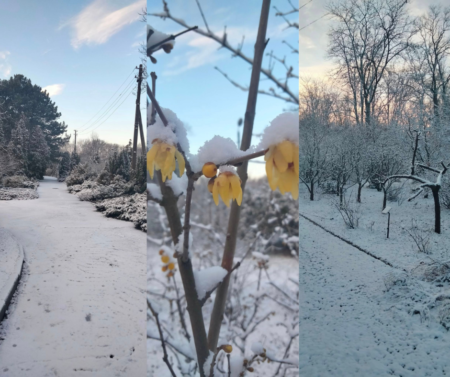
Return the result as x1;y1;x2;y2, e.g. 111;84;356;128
147;299;178;377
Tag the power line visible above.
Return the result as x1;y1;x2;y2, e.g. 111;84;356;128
299;13;329;32
79;87;135;135
299;0;313;11
77;68;136;132
78;78;136;133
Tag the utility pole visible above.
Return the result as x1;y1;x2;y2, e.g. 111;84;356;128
132;64;144;170
74;130;77;153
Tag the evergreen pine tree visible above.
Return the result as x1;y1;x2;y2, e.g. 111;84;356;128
59;152;71;178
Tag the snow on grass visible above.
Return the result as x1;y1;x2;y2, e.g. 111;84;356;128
193;266;228;300
299;185;450;270
299;215;450;376
258;112;299;149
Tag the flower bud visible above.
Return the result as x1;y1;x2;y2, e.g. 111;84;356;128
222;345;232;353
202;162;218;178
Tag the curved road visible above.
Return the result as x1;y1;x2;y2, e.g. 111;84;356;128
299;216;450;377
0;177;146;377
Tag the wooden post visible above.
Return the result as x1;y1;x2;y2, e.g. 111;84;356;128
387;212;390;239
132;64;144;170
382;206;391;239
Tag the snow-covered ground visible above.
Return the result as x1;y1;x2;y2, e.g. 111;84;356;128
0;177;146;376
300;185;450;270
299;185;450;376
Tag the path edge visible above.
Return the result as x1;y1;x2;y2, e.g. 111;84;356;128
299;213;407;272
0;229;25;323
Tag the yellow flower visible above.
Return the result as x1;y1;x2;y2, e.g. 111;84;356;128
161;255;170;264
147;139;185;182
211;171;242;207
265;140;299;200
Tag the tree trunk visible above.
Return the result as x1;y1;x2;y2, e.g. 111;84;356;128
357;183;362;203
310;181;314;201
207;0;271;352
339;187;343;207
432;187;441;234
365;98;371;125
382;186;387;211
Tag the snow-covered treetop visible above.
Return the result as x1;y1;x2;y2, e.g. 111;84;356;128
259;112;299;149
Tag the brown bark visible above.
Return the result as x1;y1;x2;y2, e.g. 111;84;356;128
207;0;271;352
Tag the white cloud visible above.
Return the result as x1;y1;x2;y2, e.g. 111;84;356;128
42;84;65;97
0;51;10;60
62;0;143;49
0;50;11;77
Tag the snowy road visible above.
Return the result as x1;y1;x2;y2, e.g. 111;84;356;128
0;177;146;377
299;216;450;377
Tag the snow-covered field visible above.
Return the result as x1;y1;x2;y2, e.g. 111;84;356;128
299;185;450;376
0;177;146;376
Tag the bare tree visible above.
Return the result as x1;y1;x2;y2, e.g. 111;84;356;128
383;131;449;234
415;5;450;125
327;0;414;125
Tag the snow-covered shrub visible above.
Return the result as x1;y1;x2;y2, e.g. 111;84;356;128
65;163;96;186
333;193;360;229
2;175;36;189
95;193;147;232
407;220;432;254
386;181;403;202
96;170;113;186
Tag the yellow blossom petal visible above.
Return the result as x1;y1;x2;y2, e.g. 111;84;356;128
278;140;294;163
212;179;220;206
175;150;185;176
273;147;288;173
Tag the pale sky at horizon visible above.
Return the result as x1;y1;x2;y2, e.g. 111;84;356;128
0;0;145;147
298;0;450;82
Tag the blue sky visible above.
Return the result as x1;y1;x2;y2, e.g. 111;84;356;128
147;0;299;178
0;0;145;146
